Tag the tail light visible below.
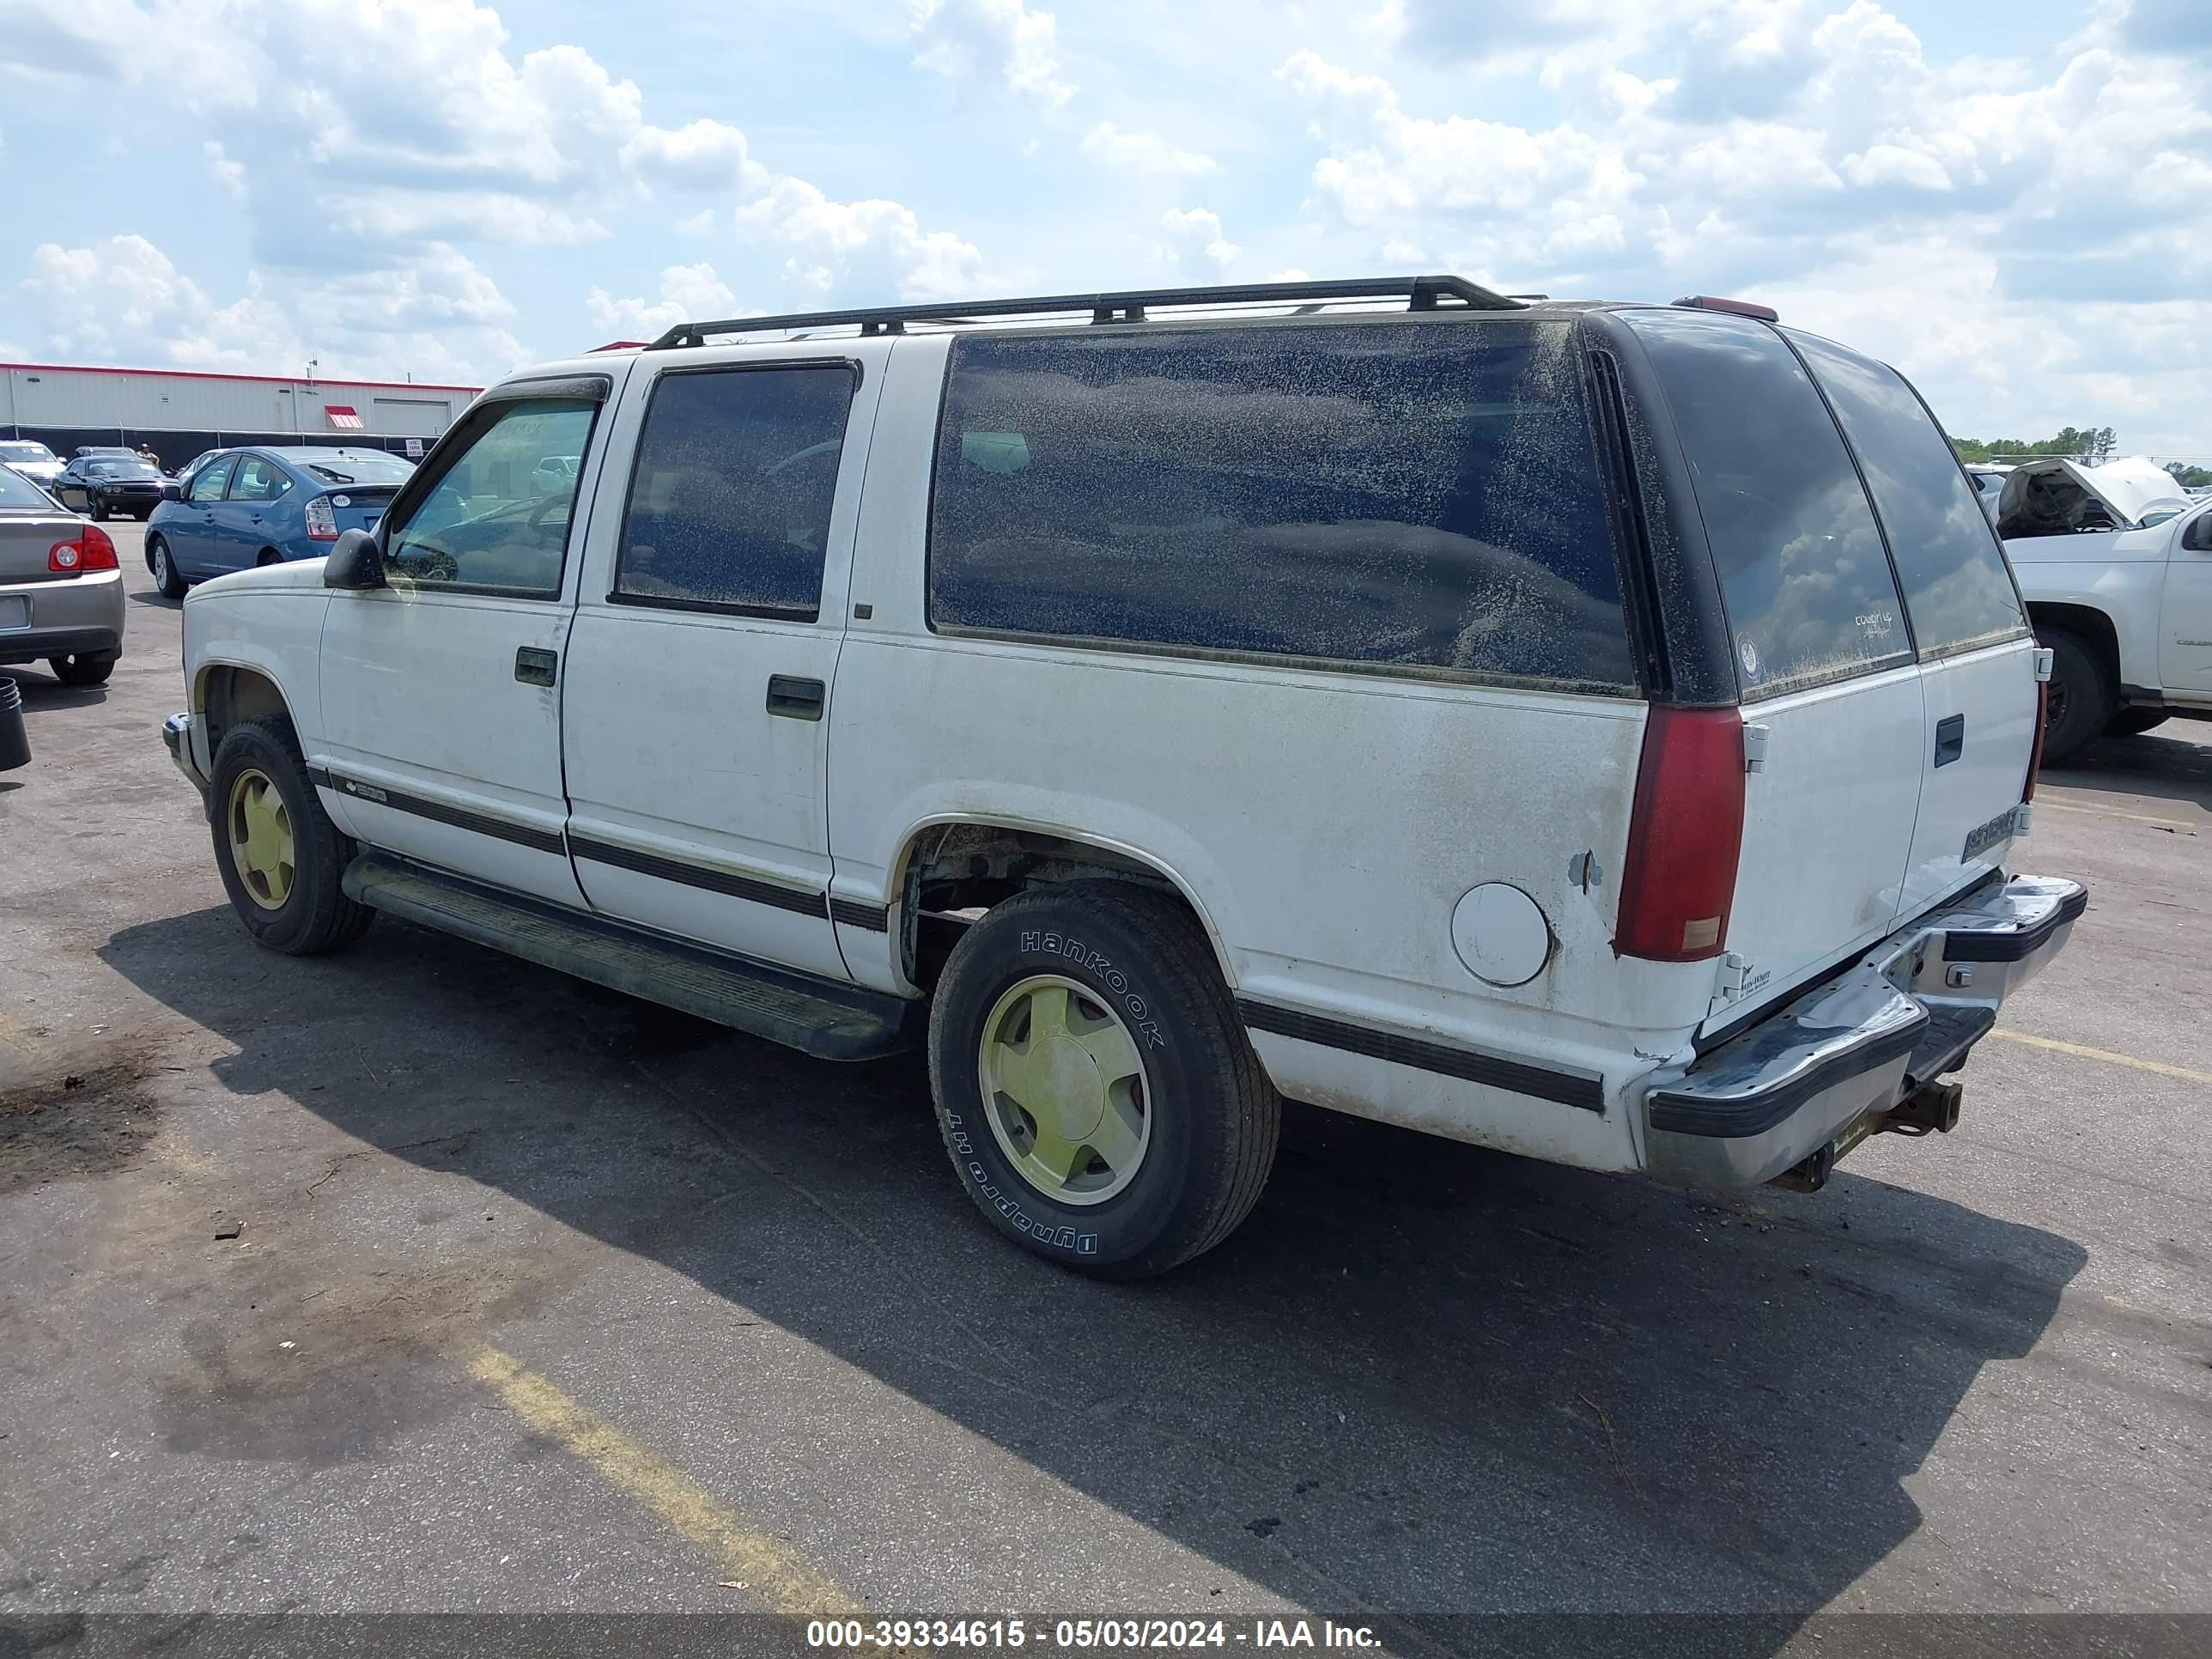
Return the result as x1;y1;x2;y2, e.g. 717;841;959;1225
305;495;338;540
1613;707;1746;963
2023;678;2048;802
49;523;119;574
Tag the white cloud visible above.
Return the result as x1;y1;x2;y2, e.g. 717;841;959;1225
910;0;1074;110
202;141;246;200
1154;207;1239;271
15;234;527;383
1079;122;1218;178
586;263;741;339
738;179;987;301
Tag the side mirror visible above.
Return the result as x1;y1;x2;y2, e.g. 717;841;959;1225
161;482;181;501
322;527;386;591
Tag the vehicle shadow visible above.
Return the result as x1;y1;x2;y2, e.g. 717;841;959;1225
2042;724;2212;812
100;908;2086;1643
0;667;108;709
126;590;180;609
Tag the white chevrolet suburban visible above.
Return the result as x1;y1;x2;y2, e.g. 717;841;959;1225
1994;462;2212;763
163;276;2085;1278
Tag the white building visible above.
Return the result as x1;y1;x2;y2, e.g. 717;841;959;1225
1;361;481;465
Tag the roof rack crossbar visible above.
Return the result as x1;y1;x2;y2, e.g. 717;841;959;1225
648;275;1522;349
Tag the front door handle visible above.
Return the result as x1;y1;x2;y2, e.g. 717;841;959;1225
766;674;825;720
515;647;558;687
1933;713;1965;768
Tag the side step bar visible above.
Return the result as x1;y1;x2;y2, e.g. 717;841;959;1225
343;852;916;1061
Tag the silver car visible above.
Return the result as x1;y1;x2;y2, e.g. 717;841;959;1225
0;463;126;685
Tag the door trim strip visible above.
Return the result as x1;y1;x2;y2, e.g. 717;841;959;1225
306;766;567;857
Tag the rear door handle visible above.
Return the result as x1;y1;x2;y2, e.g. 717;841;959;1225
515;647;558;687
766;675;825;720
1934;714;1965;768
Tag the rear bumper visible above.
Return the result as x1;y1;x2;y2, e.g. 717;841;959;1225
1643;873;2087;1189
0;569;127;664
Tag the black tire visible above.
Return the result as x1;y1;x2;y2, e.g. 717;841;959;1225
89;495;108;521
2106;707;2167;738
2039;629;2112;768
928;882;1279;1279
48;652;116;687
209;714;374;955
149;535;187;599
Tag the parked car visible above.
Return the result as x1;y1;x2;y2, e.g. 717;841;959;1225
2008;489;2212;761
50;455;167;520
143;447;415;599
0;462;125;685
0;441;64;489
162;277;2083;1277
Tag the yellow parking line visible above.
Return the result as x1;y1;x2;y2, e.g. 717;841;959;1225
2035;799;2197;833
465;1342;863;1615
1990;1029;2212;1086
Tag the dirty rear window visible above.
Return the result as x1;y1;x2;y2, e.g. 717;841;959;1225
927;320;1635;689
1788;331;2027;659
1624;308;1911;699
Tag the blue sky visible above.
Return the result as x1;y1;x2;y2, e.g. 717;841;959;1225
2;0;2208;453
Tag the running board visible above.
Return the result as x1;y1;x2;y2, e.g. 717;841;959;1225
343;853;915;1061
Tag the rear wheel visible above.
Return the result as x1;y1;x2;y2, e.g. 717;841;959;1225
256;548;283;567
927;882;1279;1279
48;652;116;687
149;535;186;599
209;714;374;955
2106;707;2167;738
2039;629;2112;767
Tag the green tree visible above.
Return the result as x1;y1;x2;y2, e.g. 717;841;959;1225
2166;462;2212;489
1951;424;2120;465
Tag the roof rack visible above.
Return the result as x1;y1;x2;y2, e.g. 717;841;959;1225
648;274;1523;350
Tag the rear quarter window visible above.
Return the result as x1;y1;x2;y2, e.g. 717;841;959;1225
927;319;1636;690
1786;331;2027;659
1623;308;1910;699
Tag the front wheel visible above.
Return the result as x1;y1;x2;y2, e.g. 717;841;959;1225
209;715;374;955
2039;629;2112;768
927;883;1279;1279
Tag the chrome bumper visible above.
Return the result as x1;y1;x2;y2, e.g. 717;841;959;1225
1644;874;2087;1189
164;711;212;815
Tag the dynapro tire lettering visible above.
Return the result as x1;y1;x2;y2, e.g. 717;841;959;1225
1018;930;1168;1048
967;1161;1098;1255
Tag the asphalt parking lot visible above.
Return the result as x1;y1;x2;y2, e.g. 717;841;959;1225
3;524;2209;1650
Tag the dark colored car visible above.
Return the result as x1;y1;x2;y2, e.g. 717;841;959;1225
144;446;414;597
51;456;168;520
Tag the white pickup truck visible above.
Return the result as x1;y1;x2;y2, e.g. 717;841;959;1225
1997;459;2212;763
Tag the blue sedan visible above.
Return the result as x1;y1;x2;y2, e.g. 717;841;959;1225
145;446;416;599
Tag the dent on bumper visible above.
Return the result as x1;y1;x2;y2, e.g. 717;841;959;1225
1643;873;2087;1189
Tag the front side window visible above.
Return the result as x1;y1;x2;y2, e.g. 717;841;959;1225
1623;308;1910;699
188;457;236;504
385;399;597;595
615;366;856;617
1789;332;2028;659
230;456;291;502
927;320;1634;688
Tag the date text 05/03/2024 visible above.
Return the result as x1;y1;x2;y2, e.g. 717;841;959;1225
804;1619;1382;1650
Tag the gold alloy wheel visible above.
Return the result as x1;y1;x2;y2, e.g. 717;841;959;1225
225;768;296;911
977;974;1152;1205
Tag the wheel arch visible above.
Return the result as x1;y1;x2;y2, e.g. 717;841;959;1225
2027;601;2121;692
884;816;1237;997
194;659;298;769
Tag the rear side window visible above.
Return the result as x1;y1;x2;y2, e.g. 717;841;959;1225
231;456;291;502
927;320;1635;689
1788;332;2027;658
1623;308;1909;699
0;465;50;508
616;365;855;619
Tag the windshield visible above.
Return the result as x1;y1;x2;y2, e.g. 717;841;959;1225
302;453;416;486
86;461;161;479
0;442;56;463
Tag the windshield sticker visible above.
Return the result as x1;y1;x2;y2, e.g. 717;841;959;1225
1738;636;1762;683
